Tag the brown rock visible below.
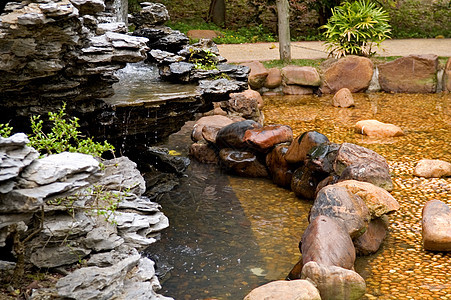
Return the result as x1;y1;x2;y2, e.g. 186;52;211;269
287;258;304;280
301;261;366;300
186;30;220;40
422;200;451;251
240;61;268;89
291;166;327;200
244;124;293;152
282;85;313;95
189;142;219;164
301;215;356;270
378;54;439;93
201;125;222;143
413;159;451;178
264;68;282;89
281;65;321;86
321;56;373;93
243;279;321;300
224;90;261;120
285;131;330;164
355;119;404;138
332;88;354;108
306;142;340;174
310;185;371;239
191;115;234;142
334;180;400;218
444;57;451;92
315;175;340;196
353;216;388;255
266;145;294;188
219;148;268;178
215;120;262;150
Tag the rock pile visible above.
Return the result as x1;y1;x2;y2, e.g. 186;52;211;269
0;133;171;300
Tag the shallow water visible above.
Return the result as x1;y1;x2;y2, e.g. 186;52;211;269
147;92;451;300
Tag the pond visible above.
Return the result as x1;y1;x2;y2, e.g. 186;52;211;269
145;92;451;300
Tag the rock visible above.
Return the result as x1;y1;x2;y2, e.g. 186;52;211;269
355;120;404;138
189;142;219;164
243;124;293;152
332;88;354;108
240;61;268;90
143;147;190;175
301;215;356;270
133;3;170;27
282;85;314;95
287;258;304;280
201;125;223;143
186;30;220;40
291;166;327;200
31;245;91;268
40;212;94;238
339;162;394;192
334;180;400;218
315;175;340;196
223;90;261;120
266;145;293;188
422;200;451;251
310;185;370;239
301;261;366;300
198;79;248;102
83;219;124;252
444;57;451;92
264;68;282;89
378;54;439;93
353;216;388;255
321;56;373;93
219;149;268;178
285;131;329;165
148;49;185;64
413;159;451;178
191;115;234;142
215;120;262;150
306;143;340;174
281;65;321;86
243;279;321;300
70;0;105;15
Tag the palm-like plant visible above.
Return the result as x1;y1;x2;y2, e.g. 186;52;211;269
321;0;391;58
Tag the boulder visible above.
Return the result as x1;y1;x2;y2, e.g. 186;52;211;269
291;166;327;200
321;56;373;93
133;3;170;27
240;61;268;90
444;57;451;92
315;175;340;196
285;131;330;164
413;159;451;178
70;0;105;15
189;142;219;164
201;125;223;143
198;78;248;102
355;120;404;138
353;216;388;255
219;149;268;178
310;185;370;239
281;65;321;86
243;124;293;152
334;180;400;218
378;54;439;93
143;147;190;175
301;261;366;300
422;200;451;251
191;115;234;142
332;88;354;108
215;120;262;150
282;85;314;95
339;162;394;192
266;145;293;188
243;280;321;300
306;143;340;175
264;68;283;89
223;90;261;120
31;245;91;268
301;215;356;270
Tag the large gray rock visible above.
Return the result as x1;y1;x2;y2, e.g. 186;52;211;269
132;2;170;27
30;245;91;268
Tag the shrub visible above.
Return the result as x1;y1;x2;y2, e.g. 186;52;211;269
321;0;391;58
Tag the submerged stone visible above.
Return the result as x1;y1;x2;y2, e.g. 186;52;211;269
219;148;268;178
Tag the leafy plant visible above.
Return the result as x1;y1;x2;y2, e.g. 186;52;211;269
188;48;218;70
321;0;391;58
0;123;13;138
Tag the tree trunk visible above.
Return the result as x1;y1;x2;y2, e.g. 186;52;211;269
208;0;226;27
276;0;291;63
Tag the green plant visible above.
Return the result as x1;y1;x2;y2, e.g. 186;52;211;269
188;48;218;70
321;0;391;58
0;123;13;138
28;103;114;158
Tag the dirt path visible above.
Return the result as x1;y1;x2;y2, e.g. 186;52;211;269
217;38;451;62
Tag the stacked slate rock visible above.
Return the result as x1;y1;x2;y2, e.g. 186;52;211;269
0;133;171;300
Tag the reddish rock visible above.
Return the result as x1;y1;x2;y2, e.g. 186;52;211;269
285;131;330;164
201;125;222;143
244;124;293;152
315;175;340;196
422;200;451;251
189;142;219;164
413;159;451;178
219;148;268;178
378;54;439;93
215;120;262;150
243;279;321;300
281;65;321;86
444;57;451;92
224;90;261;120
264;68;282;89
287;258;304;280
282;85;313;95
334;143;389;174
332;88;354;108
191;115;234;142
266;145;294;188
353;216;388;256
301;215;356;270
310;185;370;239
240;61;268;89
186;30;220;40
321;56;373;93
355;119;404;138
291;165;327;200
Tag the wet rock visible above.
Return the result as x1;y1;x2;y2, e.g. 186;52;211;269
287;258;304;280
142;147;190;175
291;165;327;200
339;162;394;192
306;142;340;174
310;185;370;239
355;120;404;138
281;65;321;86
353;216;388;255
332;88;354;108
191;115;234;142
148;49;185;64
301;261;366;300
198;79;248;102
413;159;451;178
334;180;400;218
300;215;356;270
243;279;321;300
219;149;268;178
266;145;293;188
243;124;293;152
321;56;373;93
378;54;439;93
264;68;282;89
201;125;223;143
422;200;451;251
444;58;451;92
189;142;219;164
240;61;268;90
285;131;329;165
282;85;314;95
215;120;262;150
132;2;170;27
159;62;194;82
223;90;261;120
